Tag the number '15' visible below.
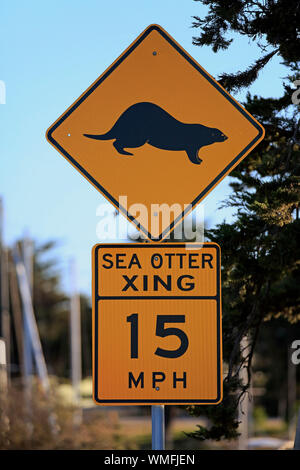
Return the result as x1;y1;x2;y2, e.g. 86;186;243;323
126;314;189;359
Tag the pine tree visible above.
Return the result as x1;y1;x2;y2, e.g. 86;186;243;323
188;0;300;440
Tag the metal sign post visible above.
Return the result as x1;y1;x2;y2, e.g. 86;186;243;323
152;405;165;450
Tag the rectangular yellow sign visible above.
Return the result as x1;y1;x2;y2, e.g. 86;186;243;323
92;243;222;405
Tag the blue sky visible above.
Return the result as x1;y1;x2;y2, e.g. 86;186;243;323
0;0;288;294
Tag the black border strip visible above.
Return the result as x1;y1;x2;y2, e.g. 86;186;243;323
47;24;264;241
93;243;221;404
97;296;217;300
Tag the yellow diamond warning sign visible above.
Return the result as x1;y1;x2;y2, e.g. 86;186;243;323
46;24;264;241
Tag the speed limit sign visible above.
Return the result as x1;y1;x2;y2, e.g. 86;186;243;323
92;243;222;405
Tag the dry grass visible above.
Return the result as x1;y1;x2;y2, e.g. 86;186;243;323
0;378;126;450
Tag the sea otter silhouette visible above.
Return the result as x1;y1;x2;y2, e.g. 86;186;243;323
83;102;228;164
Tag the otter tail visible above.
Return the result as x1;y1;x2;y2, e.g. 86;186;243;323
83;129;115;140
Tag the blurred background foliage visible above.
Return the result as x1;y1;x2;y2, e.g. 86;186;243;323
188;0;300;441
0;0;299;450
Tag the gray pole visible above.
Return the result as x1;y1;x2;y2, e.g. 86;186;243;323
0;337;8;391
0;199;10;383
1;248;10;382
13;246;50;393
22;236;34;379
152;405;165;450
0;200;10;376
0;337;9;438
20;237;34;436
8;251;25;377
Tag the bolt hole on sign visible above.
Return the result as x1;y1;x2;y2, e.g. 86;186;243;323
46;24;265;241
93;243;222;405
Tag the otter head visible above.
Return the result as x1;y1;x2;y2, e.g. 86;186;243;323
210;128;228;143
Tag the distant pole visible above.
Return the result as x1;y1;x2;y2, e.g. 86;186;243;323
8;251;25;377
69;258;82;425
13;246;50;393
20;237;34;437
22;236;34;380
1;250;10;380
0;337;8;391
152;405;165;450
0;337;9;438
0;199;10;382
